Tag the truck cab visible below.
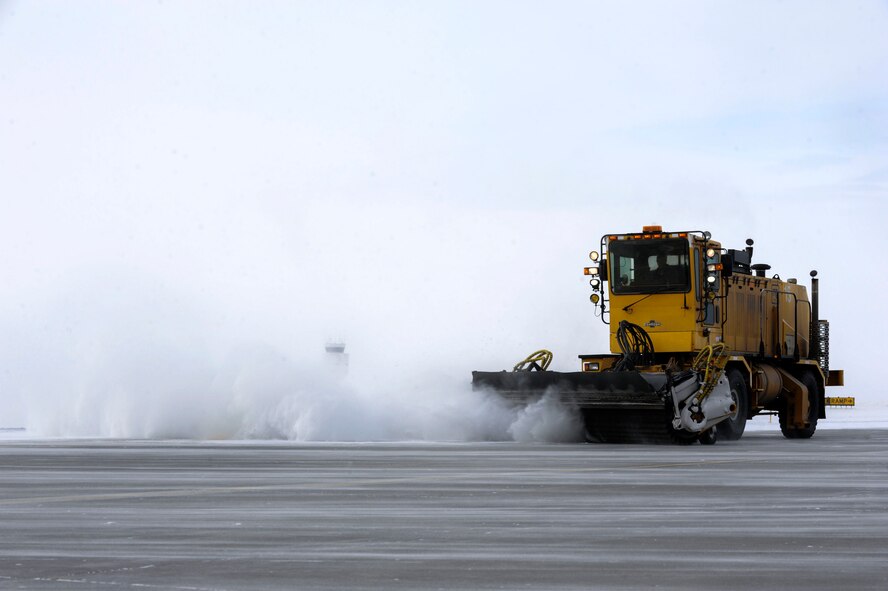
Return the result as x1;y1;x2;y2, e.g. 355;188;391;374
586;227;727;356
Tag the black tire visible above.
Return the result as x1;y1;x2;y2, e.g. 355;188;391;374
698;428;717;445
668;429;699;445
779;371;819;439
717;368;748;441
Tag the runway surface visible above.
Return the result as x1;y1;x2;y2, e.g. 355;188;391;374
1;430;887;590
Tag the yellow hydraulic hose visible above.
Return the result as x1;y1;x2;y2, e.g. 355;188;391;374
513;349;554;372
692;343;729;398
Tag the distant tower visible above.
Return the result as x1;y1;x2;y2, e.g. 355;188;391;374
325;341;349;376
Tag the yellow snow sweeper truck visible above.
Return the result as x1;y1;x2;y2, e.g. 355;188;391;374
472;226;845;444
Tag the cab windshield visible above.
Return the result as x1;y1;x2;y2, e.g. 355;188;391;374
609;239;691;294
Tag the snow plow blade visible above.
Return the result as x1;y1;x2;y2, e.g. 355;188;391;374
472;370;731;444
471;370;666;410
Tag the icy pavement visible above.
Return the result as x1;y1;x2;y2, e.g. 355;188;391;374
0;431;887;590
745;399;888;431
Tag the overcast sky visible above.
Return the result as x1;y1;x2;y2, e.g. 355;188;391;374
1;1;886;432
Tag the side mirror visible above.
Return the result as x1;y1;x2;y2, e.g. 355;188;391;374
720;253;734;278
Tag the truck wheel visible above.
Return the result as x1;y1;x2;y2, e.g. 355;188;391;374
717;369;748;441
779;372;819;439
668;429;698;445
698;428;717;445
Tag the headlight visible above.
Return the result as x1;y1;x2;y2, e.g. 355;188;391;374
584;267;599;276
707;275;717;284
589;278;600;288
706;248;717;258
590;293;601;304
589;251;600;262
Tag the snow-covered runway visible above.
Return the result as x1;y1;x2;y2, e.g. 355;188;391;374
1;430;886;590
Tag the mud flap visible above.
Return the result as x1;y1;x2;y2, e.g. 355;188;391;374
777;368;810;429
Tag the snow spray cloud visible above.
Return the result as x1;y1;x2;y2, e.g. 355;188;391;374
17;340;585;442
0;269;585;442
